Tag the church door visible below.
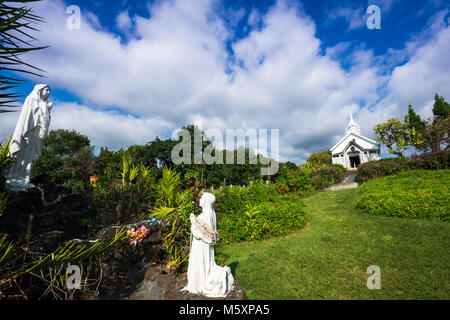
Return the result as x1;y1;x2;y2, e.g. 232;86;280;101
349;154;361;168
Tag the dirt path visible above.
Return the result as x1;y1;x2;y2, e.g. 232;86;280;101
322;171;358;191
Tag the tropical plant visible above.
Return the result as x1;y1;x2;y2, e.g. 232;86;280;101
0;227;128;299
0;0;48;112
374;118;410;157
162;218;189;274
157;165;181;207
0;192;7;217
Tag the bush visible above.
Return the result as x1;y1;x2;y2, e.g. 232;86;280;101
0;137;13;193
275;169;313;194
309;165;347;190
408;150;450;170
355;159;409;183
214;184;309;243
356;150;450;183
306;151;332;167
356;170;450;221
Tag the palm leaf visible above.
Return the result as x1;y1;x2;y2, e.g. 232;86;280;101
0;0;48;112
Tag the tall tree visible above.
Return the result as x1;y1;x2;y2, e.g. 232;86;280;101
0;0;48;112
405;105;426;150
31;129;95;192
373;118;410;157
422;94;450;152
432;93;450;118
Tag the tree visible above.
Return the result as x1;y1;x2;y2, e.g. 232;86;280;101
422;94;450;152
306;151;332;167
405;105;426;150
373;118;410;157
432;93;450;118
423;115;450;152
31;129;95;192
1;0;48;112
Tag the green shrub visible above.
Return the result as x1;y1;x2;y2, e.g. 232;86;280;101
214;184;309;243
356;150;450;183
408;150;450;170
356;170;450;221
0;137;13;193
355;158;409;183
309;165;347;189
306;151;332;167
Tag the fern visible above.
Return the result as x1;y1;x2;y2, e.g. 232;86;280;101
158;165;181;206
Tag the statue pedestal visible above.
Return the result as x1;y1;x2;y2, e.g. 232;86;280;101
5;178;36;192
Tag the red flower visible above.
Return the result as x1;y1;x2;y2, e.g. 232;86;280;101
90;175;99;184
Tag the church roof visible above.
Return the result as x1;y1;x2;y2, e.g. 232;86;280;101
346;112;361;134
330;114;380;154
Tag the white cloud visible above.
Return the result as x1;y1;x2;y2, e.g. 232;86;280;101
327;6;366;31
3;0;448;163
116;10;133;31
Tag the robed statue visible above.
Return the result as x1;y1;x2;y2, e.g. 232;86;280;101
182;192;234;297
5;84;52;191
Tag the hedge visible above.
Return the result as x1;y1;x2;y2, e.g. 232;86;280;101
355;150;450;183
356;170;450;221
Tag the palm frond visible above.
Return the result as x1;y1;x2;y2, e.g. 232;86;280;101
0;0;48;112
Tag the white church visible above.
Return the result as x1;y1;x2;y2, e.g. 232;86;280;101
330;114;381;170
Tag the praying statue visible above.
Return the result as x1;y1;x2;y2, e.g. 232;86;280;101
182;192;234;297
5;84;52;192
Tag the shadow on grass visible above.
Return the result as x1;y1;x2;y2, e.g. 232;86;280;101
229;261;239;275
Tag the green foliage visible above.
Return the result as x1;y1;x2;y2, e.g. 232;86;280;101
408;150;450;170
31;129;95;192
0;136;13;192
157;165;182;207
432;93;450;118
0;192;8;217
0;227;127;299
357;170;450;221
374;118;410;157
309;165;347;190
92;149;159;224
275;165;311;194
356;150;450;183
355;158;408;183
423;114;449;152
214;184;309;244
0;0;48;112
306;151;332;167
406;105;426;150
162;218;189;274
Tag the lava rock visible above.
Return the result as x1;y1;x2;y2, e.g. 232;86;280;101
127;266;247;300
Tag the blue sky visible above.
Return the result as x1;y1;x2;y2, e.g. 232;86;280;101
1;0;449;162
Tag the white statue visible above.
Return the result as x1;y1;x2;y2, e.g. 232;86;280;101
5;84;52;192
182;192;234;297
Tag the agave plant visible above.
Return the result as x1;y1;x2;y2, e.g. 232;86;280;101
1;0;48;112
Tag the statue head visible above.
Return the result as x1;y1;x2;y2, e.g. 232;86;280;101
40;86;50;101
31;84;50;102
199;192;215;210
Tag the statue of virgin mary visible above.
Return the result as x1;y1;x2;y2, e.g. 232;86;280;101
182;192;234;297
5;84;52;191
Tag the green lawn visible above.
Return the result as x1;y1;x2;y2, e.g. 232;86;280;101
216;188;450;299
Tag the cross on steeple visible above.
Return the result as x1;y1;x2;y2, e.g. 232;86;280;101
346;112;361;134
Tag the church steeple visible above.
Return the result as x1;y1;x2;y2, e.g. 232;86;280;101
346;112;361;134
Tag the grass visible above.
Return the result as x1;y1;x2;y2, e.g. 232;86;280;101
216;187;450;299
357;169;450;221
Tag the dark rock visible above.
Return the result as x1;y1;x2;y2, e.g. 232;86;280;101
40;230;65;252
127;266;247;300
